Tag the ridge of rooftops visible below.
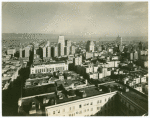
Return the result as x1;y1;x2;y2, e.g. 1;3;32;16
24;76;86;89
20;82;148;112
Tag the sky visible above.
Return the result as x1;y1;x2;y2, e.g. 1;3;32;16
2;2;148;37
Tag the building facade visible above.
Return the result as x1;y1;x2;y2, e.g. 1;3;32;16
30;62;68;74
45;91;117;116
58;36;65;56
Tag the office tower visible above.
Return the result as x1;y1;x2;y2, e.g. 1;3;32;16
43;47;46;58
58;36;65;56
25;47;30;57
139;42;143;50
65;40;71;47
54;46;58;57
34;49;36;54
47;41;50;47
64;46;70;55
86;41;94;52
134;51;138;60
19;48;22;58
47;46;51;57
130;52;134;60
70;46;75;55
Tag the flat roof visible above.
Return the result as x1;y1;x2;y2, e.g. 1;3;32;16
20;82;148;115
33;61;66;66
109;82;148;111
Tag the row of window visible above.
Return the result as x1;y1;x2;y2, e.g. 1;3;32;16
50;96;115;116
34;68;54;73
52;101;114;115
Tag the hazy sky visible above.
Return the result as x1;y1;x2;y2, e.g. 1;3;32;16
2;2;148;37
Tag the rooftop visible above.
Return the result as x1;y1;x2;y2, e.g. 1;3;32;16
19;82;148;116
32;61;66;66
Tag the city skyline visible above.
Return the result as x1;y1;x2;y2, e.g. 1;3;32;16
2;2;148;37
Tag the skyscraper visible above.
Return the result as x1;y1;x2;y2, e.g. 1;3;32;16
58;36;65;56
47;46;51;57
43;47;46;58
65;40;71;47
20;48;22;58
86;40;95;52
25;47;30;57
64;46;70;55
139;42;143;50
70;46;75;55
134;51;138;60
64;40;71;55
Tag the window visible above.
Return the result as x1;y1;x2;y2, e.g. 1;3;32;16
87;103;89;105
79;105;82;108
73;106;75;110
105;98;107;102
84;103;86;106
97;100;99;104
87;109;89;111
53;111;55;114
70;107;71;110
91;108;93;111
58;110;60;113
100;100;102;103
84;109;86;112
97;107;100;110
79;111;82;114
90;102;93;105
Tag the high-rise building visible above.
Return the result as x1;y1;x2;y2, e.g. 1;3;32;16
130;52;134;60
134;51;138;60
34;49;36;54
25;47;30;57
58;36;65;56
86;41;94;52
19;48;22;58
65;40;71;47
139;42;143;50
43;47;47;58
70;46;75;55
54;46;58;57
64;46;70;55
47;46;51;57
